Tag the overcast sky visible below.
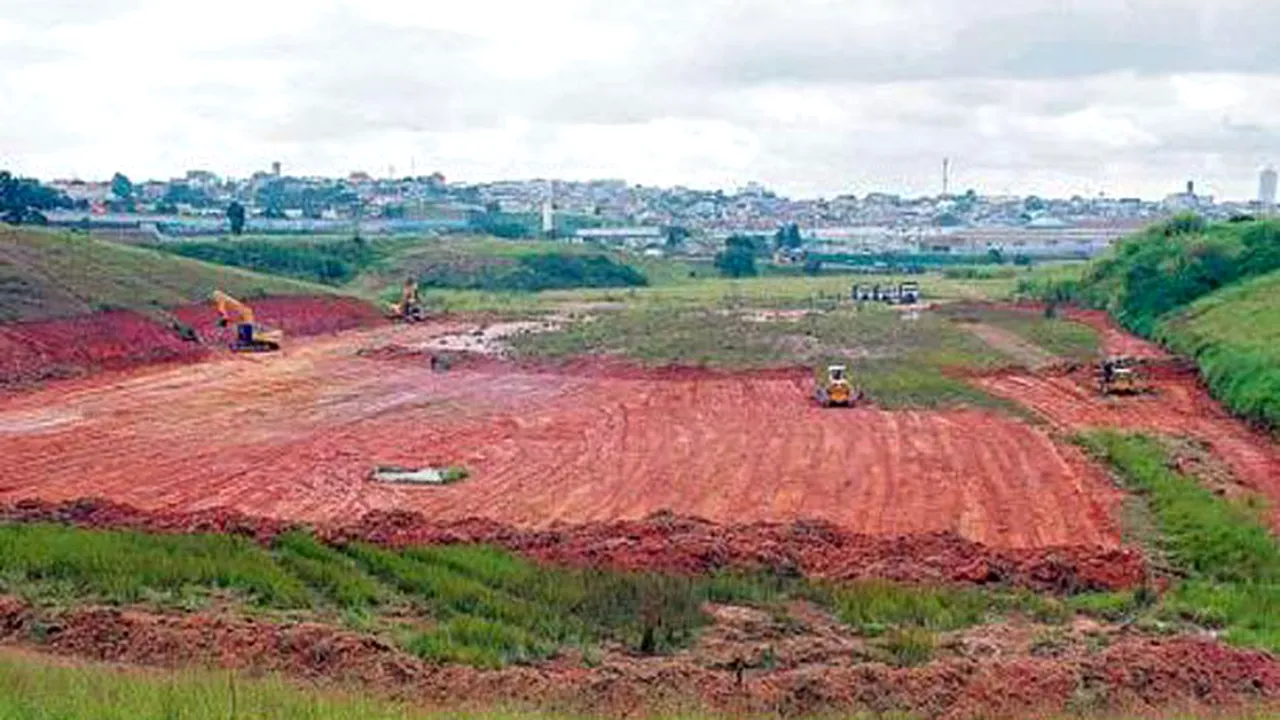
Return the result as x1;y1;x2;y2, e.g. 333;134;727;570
3;0;1280;199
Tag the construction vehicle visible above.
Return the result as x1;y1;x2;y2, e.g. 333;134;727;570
1097;355;1150;395
813;364;863;407
851;282;922;305
385;277;427;322
211;290;282;352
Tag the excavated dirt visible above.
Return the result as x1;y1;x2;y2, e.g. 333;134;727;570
0;310;208;387
0;499;1145;592
975;366;1280;530
960;303;1280;529
0;296;383;390
0;595;1276;719
0;319;1124;551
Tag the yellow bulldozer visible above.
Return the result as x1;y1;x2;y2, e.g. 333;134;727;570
1096;355;1150;396
212;290;282;352
813;364;863;407
385;277;428;323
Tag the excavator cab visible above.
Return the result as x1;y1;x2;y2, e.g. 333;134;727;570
386;277;428;322
211;290;281;353
1097;355;1148;395
814;364;862;407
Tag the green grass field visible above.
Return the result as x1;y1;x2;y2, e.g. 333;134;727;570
1155;269;1280;430
0;227;332;323
511;303;1035;411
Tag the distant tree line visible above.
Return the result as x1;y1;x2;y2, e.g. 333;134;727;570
0;171;70;225
153;236;379;285
419;253;648;292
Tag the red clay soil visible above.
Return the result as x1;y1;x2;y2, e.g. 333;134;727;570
0;321;1124;551
1;596;1275;719
171;295;384;347
0;310;208;387
975;366;1280;529
0;296;383;390
0;499;1146;592
1060;307;1169;360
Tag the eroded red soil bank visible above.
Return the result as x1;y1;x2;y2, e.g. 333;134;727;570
0;296;382;389
0;499;1145;592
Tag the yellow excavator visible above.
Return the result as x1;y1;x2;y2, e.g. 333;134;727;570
211;290;282;352
385;277;427;322
813;364;863;407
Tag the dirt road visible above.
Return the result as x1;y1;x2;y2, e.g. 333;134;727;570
0;321;1123;550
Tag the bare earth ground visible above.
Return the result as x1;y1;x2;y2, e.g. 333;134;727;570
974;311;1280;531
3;303;1280;718
0;320;1123;551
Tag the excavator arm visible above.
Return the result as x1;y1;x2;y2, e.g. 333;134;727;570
211;290;255;326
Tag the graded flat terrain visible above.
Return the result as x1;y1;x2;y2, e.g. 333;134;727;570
0;321;1122;550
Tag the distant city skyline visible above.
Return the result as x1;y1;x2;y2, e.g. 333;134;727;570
23;163;1278;204
6;1;1280;202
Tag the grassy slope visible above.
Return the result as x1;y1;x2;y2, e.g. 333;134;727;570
1078;431;1280;651
1155;269;1280;429
0;227;333;323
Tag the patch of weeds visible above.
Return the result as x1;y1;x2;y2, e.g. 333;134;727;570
1068;591;1141;622
1066;672;1110;716
273;532;384;610
1029;628;1072;658
877;627;936;667
1082;631;1111;656
406;616;553;669
1080;431;1280;652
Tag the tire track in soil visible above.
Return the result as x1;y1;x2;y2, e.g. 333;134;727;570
0;318;1124;551
975;368;1280;531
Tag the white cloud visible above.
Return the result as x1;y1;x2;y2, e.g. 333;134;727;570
2;0;1279;198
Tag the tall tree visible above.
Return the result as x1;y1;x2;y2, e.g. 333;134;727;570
110;172;133;200
227;201;246;235
715;235;758;278
0;171;69;225
773;223;802;250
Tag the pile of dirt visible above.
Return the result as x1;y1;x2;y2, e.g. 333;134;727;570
0;499;1145;592
0;596;1275;720
0;310;209;388
0;498;291;543
331;509;1145;593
